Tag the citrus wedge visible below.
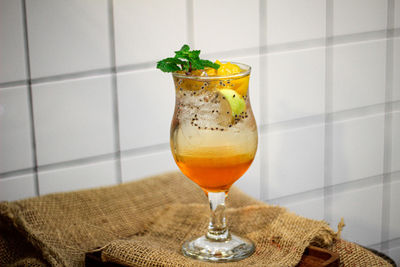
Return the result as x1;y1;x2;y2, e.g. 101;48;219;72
214;89;246;127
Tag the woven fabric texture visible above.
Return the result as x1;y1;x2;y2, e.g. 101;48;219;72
0;171;392;267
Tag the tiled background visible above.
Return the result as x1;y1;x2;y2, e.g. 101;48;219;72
0;0;399;262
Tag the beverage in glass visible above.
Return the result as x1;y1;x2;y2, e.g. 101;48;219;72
170;62;258;262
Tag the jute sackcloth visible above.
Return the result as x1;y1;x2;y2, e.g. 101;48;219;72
0;171;393;266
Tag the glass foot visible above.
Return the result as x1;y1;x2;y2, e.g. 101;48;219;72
182;233;255;262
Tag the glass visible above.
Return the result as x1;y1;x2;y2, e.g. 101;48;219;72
170;63;258;262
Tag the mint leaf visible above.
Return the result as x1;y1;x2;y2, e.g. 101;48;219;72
161;57;184;65
174;45;192;60
157;44;220;73
179;44;190;53
190;58;204;70
188;50;200;59
200;59;220;70
156;58;182;72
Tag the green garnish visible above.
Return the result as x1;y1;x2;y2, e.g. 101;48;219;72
157;44;220;73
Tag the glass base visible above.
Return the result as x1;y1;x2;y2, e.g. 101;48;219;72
182;234;255;262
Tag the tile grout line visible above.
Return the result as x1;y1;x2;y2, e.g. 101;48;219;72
265;171;400;208
0;168;36;180
186;0;194;47
257;29;400;56
0;79;27;89
381;0;395;252
2;100;398;179
259;0;268;201
269;100;398;129
21;0;40;196
0;143;169;178
37;152;119;172
107;0;123;184
258;100;399;135
1;29;399;90
323;0;334;224
1;99;397;179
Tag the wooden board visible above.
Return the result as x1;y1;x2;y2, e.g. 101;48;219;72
297;246;339;267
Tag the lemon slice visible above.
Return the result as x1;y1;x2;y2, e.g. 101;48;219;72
215;89;246;127
219;89;246;117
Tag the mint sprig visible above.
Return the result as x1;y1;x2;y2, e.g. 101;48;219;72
157;44;220;73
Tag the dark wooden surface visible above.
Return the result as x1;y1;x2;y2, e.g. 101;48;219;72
297;246;339;267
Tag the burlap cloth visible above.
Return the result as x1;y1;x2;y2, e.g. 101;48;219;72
0;171;393;267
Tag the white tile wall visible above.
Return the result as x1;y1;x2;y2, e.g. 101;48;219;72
279;192;325;221
266;123;325;199
332;113;384;185
332;0;387;36
332;40;386;112
0;173;36;201
0;86;33;173
392;111;400;172
193;0;259;54
396;0;400;28
26;0;110;78
0;0;27;83
113;0;187;66
121;150;177;183
39;160;117;195
32;75;116;165
117;69;174;151
266;0;325;45
389;179;400;240
266;48;325;124
394;38;400;102
329;182;383;246
0;0;399;261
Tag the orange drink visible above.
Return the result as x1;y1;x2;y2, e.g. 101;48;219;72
161;51;257;262
175;150;255;192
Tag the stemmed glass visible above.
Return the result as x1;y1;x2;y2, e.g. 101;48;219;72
170;63;258;262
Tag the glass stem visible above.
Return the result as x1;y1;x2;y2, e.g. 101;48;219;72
206;192;230;241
